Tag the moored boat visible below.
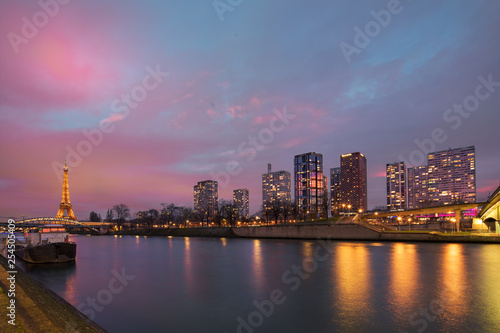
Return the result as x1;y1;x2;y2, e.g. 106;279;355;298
14;224;76;264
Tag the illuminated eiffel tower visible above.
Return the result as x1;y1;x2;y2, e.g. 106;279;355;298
56;162;77;221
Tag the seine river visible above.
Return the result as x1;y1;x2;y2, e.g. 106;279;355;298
20;235;500;333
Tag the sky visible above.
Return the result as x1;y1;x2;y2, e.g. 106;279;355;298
1;0;499;220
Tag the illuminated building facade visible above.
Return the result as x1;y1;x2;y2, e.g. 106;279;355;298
407;166;429;209
194;180;218;221
427;146;476;205
339;152;367;213
294;152;324;218
330;167;341;216
386;161;406;211
56;162;77;221
262;164;291;212
233;188;249;219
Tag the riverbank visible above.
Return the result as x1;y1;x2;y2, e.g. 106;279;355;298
0;256;106;333
232;223;500;243
104;227;237;238
72;223;500;243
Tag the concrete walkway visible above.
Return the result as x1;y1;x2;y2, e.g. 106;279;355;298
0;257;106;333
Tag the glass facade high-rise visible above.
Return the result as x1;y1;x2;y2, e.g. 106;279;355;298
386;161;406;211
294;152;324;218
233;188;249;219
427;146;476;205
339;152;367;213
330;167;341;216
193;180;218;222
262;164;291;213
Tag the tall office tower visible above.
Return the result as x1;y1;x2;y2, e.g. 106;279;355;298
194;180;218;222
233;188;250;219
386;161;406;211
330;167;341;216
294;152;324;218
427;146;476;205
339;152;367;213
262;164;291;213
407;166;429;209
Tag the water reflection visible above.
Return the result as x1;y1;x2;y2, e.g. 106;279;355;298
477;245;500;331
252;239;264;293
333;243;373;332
183;237;193;297
301;241;314;258
439;244;470;331
23;261;78;303
388;243;420;325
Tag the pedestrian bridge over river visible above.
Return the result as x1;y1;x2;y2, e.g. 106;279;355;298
0;217;111;233
364;185;500;232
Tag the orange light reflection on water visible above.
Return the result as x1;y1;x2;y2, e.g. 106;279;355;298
388;243;420;325
438;243;470;331
333;244;373;332
252;239;264;293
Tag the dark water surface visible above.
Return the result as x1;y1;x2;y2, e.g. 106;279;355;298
20;235;500;333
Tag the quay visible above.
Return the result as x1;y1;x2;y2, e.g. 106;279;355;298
0;256;106;333
100;224;500;243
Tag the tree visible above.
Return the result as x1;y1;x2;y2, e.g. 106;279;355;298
160;203;175;227
105;209;114;222
113;203;130;231
269;200;282;224
177;206;193;227
220;200;240;227
89;211;101;222
321;190;330;219
262;203;272;224
281;200;293;224
293;200;304;222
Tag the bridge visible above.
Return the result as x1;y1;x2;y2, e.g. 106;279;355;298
0;217;110;233
363;185;500;232
476;186;500;232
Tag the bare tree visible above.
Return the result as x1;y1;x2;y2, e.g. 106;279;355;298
281;200;293;224
89;211;101;222
113;203;130;231
270;200;282;224
105;209;114;222
321;190;330;219
220;200;240;227
160;203;175;227
177;206;193;227
262;204;272;224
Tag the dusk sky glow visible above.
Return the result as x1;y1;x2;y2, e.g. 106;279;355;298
1;0;499;219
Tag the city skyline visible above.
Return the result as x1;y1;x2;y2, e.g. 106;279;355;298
1;1;500;218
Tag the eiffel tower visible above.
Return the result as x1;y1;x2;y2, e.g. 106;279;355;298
56;162;77;221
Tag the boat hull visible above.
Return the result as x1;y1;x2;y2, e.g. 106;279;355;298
15;242;77;264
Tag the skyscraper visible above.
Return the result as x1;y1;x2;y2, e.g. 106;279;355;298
386;161;406;211
262;164;291;214
427;146;476;205
339;152;367;213
406;146;476;209
294;152;324;218
407;166;429;209
233;188;249;219
330;167;341;216
194;180;218;222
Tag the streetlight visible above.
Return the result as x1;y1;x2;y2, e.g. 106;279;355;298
348;205;352;215
397;216;402;231
408;217;412;231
